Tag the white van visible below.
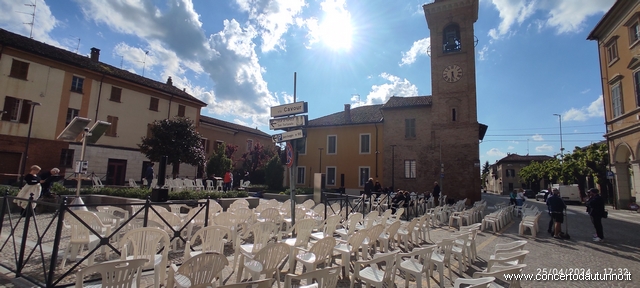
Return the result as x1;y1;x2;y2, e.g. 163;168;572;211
551;184;582;203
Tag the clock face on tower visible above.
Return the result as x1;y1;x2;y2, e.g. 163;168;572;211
442;65;463;83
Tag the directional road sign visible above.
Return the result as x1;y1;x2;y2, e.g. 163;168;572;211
271;102;308;118
272;129;305;143
269;115;308;130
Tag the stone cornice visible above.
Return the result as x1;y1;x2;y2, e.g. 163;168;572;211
423;0;477;19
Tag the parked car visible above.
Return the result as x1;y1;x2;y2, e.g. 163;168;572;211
523;189;536;198
535;190;549;201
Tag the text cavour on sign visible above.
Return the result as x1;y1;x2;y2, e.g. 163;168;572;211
270;102;308;118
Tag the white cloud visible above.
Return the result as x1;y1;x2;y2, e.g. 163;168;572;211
477;45;489;61
486;148;507;158
507;146;515;150
400;37;430;66
532;134;544;141
0;0;61;47
581;88;591;94
353;73;419;107
488;0;614;40
535;144;554;152
234;0;306;53
563;95;604;121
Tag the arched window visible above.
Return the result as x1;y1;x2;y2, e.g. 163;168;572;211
443;24;461;53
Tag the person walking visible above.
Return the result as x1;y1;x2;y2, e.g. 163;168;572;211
432;181;441;206
547;189;567;238
14;165;42;217
509;190;517;206
586;188;605;242
515;188;526;207
145;163;155;189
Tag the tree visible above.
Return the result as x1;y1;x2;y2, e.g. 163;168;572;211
264;154;284;190
240;142;276;182
481;161;490;188
206;144;233;179
139;117;205;178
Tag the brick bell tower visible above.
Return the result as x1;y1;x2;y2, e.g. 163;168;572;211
424;0;481;203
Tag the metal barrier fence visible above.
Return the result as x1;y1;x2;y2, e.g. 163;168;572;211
0;192;212;287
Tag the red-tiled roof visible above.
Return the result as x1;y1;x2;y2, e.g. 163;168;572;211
0;29;206;106
308;105;384;127
381;96;432;109
496;154;553;164
200;115;270;137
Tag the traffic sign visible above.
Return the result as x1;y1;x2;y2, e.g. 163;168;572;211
607;170;614;179
272;129;305;143
269;115;308;130
286;142;293;167
271;102;308;118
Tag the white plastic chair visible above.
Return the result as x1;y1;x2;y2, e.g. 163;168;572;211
295;237;336;273
493;240;527;254
284;267;340;288
453;276;495;288
350;251;398;288
62;211;110;269
519;212;541;237
361;224;385;258
74;258;147;288
311;214;341;241
167;252;228;288
396;245;436;288
218;279;273;288
335;212;363;239
235;222;281;270
185;225;231;261
431;237;455;288
118;227;170;288
485;250;529;273
128;178;138;188
333;228;369;278
397;217;420;250
378;220;401;252
92;176;104;188
282;218;317;272
195;178;205;190
205;180;215;191
238;243;290;288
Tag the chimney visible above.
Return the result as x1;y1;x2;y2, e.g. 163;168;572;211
166;76;173;86
90;47;100;62
344;104;351;122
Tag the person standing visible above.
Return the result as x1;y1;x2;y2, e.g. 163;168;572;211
547;189;567;238
432;181;441;206
145;163;155;189
39;168;60;197
223;170;232;192
515;188;526;207
509;190;517;206
546;188;559;234
14;165;42;217
586;188;605;242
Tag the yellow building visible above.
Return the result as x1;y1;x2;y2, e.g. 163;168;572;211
588;0;640;207
296;104;383;193
0;29;206;185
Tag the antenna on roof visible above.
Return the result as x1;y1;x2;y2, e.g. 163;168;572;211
74;37;81;53
139;50;149;77
117;54;124;68
18;1;36;39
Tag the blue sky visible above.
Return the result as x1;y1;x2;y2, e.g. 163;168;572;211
0;0;614;164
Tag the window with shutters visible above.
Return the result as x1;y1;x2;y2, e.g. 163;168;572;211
405;118;416;138
178;105;185;117
66;108;80;126
9;59;29;80
215;141;224;149
110;87;122;102
611;83;623;118
246;139;253;152
149;97;159;111
404;160;416;179
201;138;210;154
297;166;306;184
1;96;31;123
297;138;306;155
326;166;336;186
105;115;119;137
71;76;84;93
605;38;619;65
59;149;75;168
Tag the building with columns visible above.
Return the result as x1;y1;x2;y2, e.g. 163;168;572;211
588;0;640;208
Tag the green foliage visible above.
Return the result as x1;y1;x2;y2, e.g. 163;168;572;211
0;185;20;196
481;160;490;187
138;117;206;177
264;154;284;190
206;144;233;178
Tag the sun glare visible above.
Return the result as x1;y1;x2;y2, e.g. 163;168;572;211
319;8;352;50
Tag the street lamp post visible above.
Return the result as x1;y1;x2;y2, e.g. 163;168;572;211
19;101;41;187
553;114;564;157
318;147;323;172
390;145;396;191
